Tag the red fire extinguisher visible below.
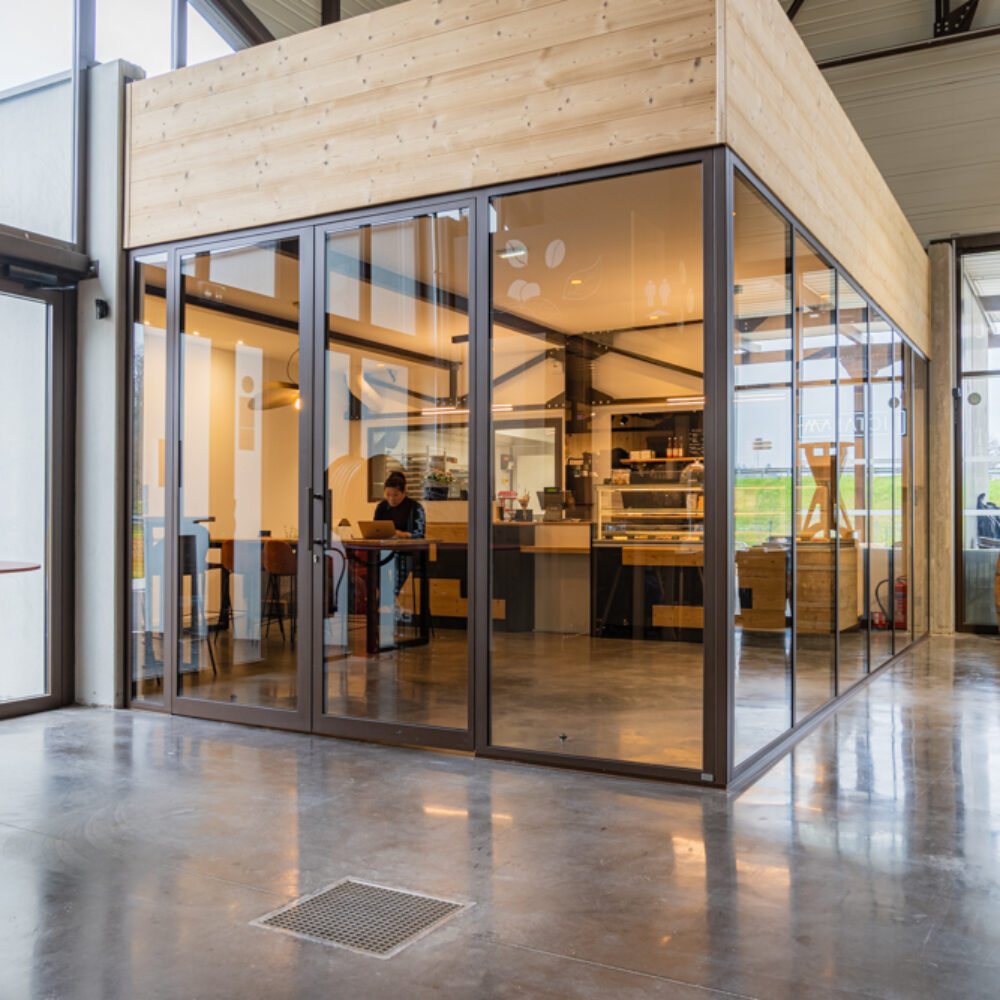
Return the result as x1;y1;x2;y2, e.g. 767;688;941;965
894;577;908;630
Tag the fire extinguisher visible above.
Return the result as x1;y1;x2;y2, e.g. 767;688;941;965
894;577;908;630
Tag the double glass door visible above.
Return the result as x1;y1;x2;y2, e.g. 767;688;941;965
135;206;476;745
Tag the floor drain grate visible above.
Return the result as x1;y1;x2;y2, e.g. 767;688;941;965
251;878;468;958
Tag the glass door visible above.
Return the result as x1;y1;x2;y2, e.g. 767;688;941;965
313;204;474;748
0;292;50;708
0;283;72;719
173;234;312;729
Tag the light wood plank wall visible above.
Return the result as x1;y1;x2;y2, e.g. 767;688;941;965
125;0;720;247
723;0;930;352
125;0;929;350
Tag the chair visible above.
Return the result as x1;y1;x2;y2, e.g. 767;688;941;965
262;539;297;645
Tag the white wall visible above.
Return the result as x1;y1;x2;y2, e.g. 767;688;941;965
75;61;140;706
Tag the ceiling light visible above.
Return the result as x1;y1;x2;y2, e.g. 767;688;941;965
294;397;302;410
237;339;244;345
570;278;583;286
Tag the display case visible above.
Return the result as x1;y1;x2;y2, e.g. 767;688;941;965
595;482;703;541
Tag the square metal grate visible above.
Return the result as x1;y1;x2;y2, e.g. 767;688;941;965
251;878;468;958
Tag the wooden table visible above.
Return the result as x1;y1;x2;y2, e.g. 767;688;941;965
0;561;41;574
343;539;431;656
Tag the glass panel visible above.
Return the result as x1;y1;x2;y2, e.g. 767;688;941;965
0;292;48;702
489;164;704;769
793;236;836;720
97;0;172;78
893;337;913;652
129;254;168;704
959;249;1000;629
322;210;470;730
0;0;74;240
868;317;894;667
960;250;1000;373
187;2;236;68
837;281;869;688
912;350;928;639
959;375;1000;626
733;173;793;765
178;237;300;708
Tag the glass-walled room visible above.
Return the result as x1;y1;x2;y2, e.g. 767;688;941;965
127;151;929;785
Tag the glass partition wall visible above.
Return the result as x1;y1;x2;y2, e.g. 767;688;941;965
127;151;929;784
488;165;705;770
731;170;928;772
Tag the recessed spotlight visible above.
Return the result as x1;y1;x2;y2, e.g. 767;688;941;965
570;278;583;286
237;339;244;345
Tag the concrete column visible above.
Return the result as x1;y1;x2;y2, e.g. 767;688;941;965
928;241;956;635
74;60;142;706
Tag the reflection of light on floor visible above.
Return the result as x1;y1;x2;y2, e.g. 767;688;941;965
423;805;513;823
670;835;706;878
735;858;791;891
660;935;673;945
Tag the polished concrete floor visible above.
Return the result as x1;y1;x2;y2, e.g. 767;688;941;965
19;634;998;998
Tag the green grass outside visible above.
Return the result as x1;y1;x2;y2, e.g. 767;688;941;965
735;472;896;547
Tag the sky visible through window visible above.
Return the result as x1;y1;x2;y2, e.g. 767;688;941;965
0;0;233;91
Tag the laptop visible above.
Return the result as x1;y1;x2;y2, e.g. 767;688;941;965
358;520;396;540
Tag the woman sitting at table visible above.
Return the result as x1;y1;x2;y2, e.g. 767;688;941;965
373;470;426;539
373;471;425;611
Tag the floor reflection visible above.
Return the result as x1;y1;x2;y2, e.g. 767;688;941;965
3;635;1000;999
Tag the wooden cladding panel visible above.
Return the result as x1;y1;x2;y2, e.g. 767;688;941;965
125;0;719;247
723;0;930;353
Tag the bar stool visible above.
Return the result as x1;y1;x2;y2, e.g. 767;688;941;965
262;539;297;645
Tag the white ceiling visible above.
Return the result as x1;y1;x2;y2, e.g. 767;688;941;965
243;0;409;38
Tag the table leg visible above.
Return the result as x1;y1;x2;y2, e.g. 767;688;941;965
366;550;379;656
418;551;430;643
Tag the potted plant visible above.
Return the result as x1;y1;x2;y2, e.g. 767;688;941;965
425;468;454;500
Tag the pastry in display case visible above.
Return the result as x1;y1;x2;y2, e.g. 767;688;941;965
595;481;703;541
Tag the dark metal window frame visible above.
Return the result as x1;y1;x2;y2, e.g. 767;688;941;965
124;146;928;788
0;277;76;721
952;234;1000;633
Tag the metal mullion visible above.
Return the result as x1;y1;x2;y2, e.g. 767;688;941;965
310;225;326;727
163;247;181;713
865;302;872;673
56;288;76;707
954;241;967;630
789;230;798;730
72;0;95;251
470;194;489;747
295;228;314;730
909;346;916;647
172;0;189;70
469;193;493;754
833;274;841;697
702;146;730;785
